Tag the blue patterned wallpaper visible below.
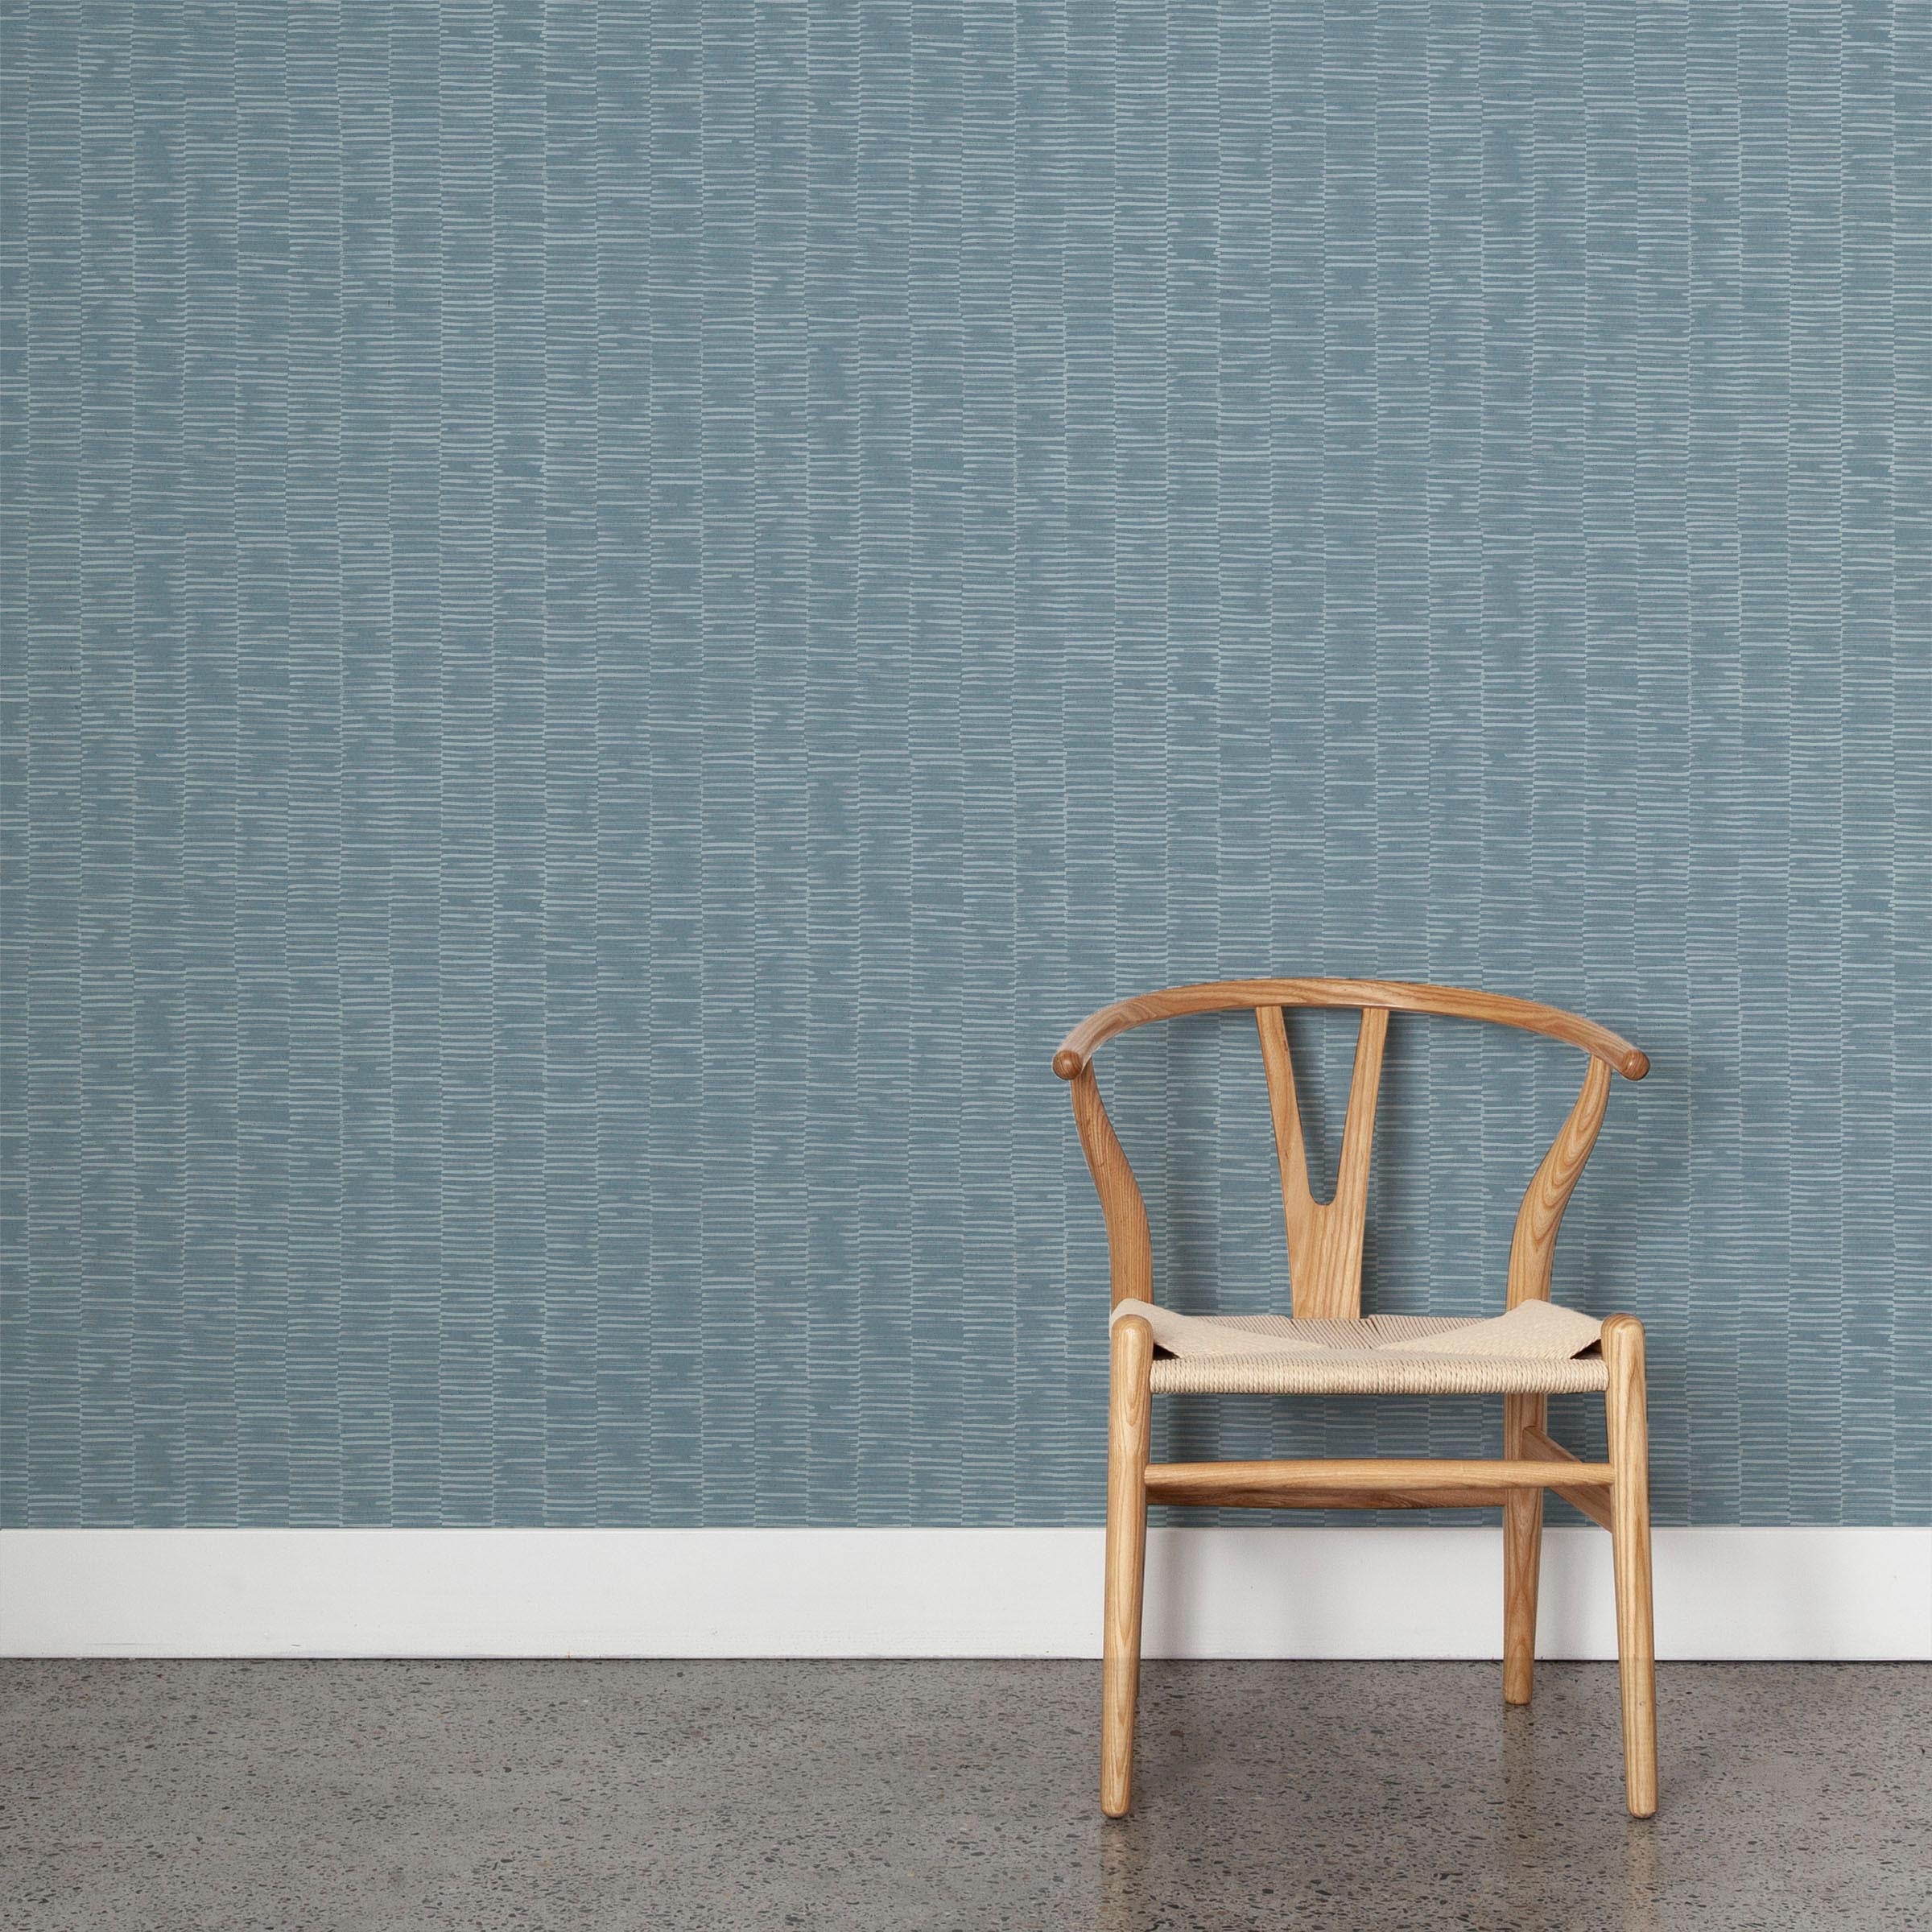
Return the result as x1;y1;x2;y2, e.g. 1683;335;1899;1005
2;4;1926;1529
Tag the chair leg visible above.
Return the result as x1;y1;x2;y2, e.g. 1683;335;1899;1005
1502;1392;1545;1706
1603;1315;1657;1818
1101;1313;1153;1818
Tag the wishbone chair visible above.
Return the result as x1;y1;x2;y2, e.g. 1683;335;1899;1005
1054;978;1656;1818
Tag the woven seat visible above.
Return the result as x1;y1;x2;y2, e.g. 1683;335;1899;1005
1142;1312;1611;1397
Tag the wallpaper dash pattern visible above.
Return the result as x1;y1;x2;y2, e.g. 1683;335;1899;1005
2;2;1927;1529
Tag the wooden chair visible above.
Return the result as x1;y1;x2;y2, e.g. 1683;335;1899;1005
1053;979;1657;1818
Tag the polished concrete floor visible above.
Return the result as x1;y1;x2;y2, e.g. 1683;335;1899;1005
2;1660;1926;1931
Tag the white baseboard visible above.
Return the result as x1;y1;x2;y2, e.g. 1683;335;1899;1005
2;1525;1925;1661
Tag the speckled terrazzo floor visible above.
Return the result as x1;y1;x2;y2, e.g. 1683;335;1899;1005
2;1661;1926;1932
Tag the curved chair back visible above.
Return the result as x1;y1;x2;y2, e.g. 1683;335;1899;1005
1053;978;1649;1320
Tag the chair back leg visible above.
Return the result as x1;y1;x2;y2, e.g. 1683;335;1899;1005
1102;1314;1154;1816
1603;1315;1657;1817
1502;1392;1546;1705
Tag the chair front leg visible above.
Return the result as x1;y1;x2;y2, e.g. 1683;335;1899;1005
1502;1392;1546;1706
1603;1314;1657;1817
1101;1312;1154;1817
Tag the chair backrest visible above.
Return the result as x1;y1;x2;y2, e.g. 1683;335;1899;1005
1052;978;1649;1320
